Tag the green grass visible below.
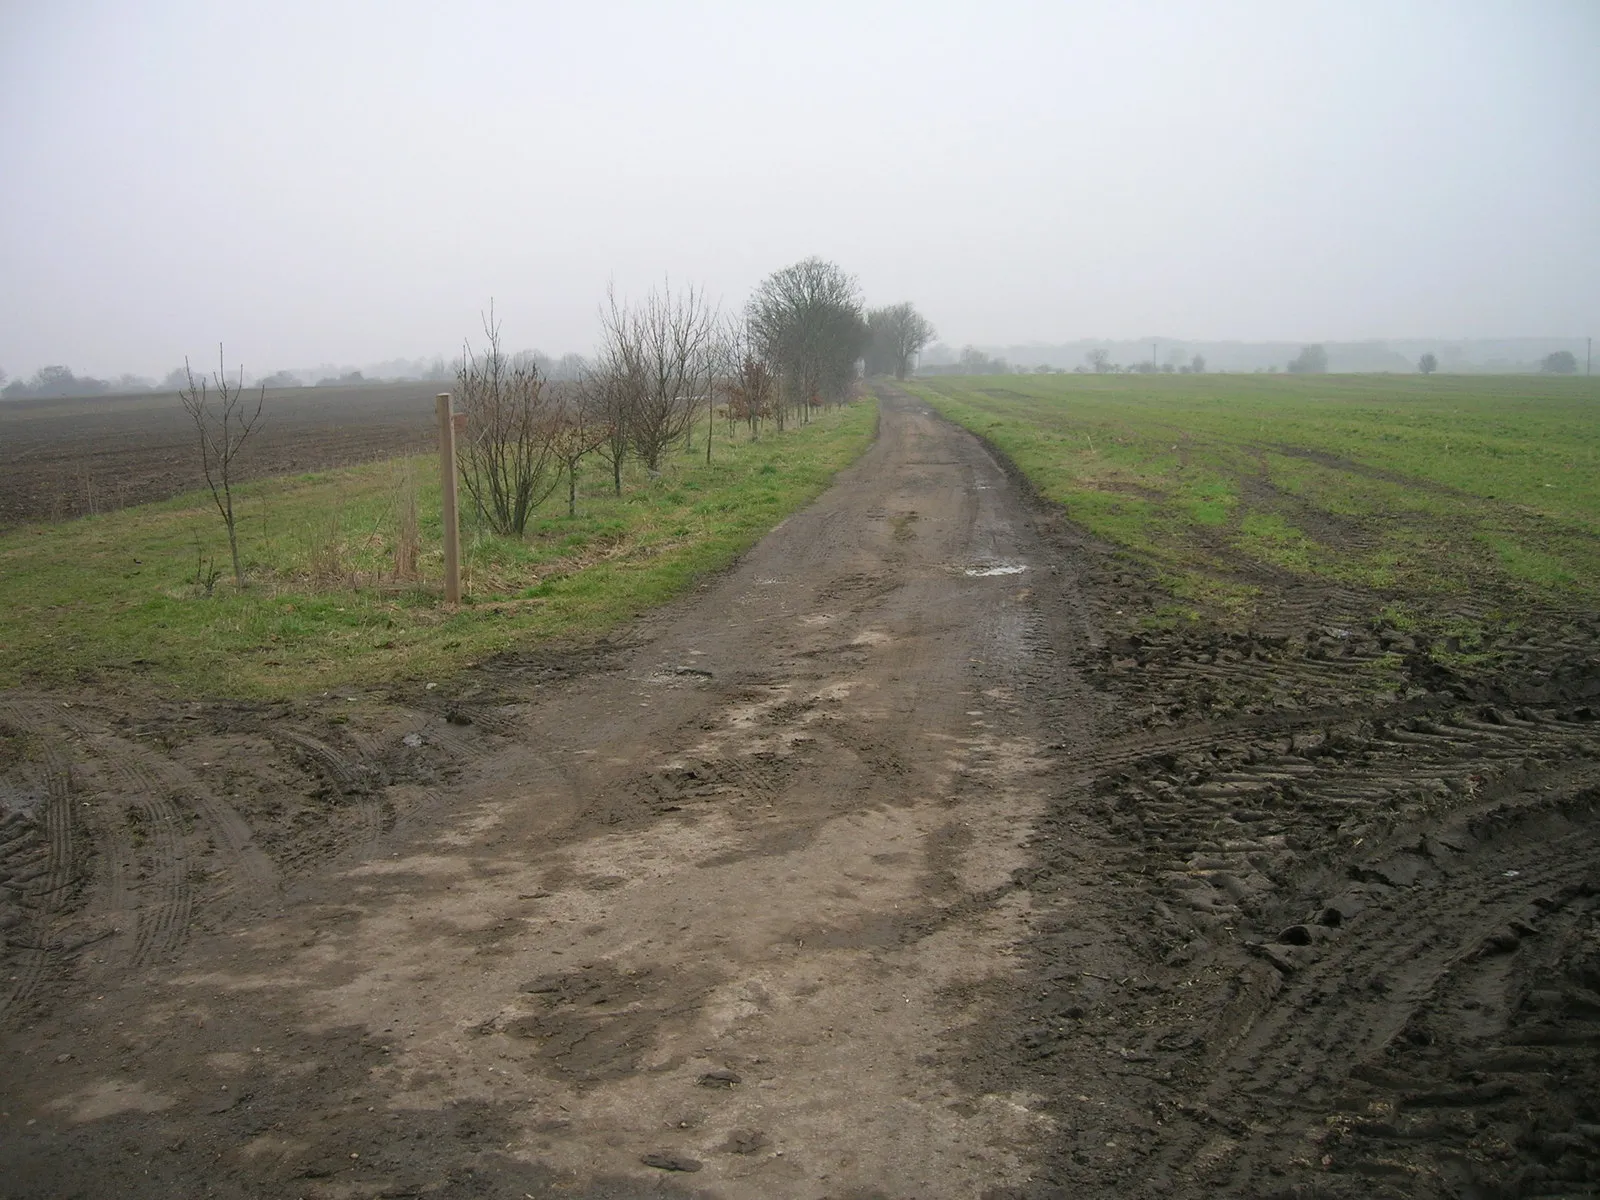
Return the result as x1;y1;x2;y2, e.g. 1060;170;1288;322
0;402;877;697
908;374;1600;616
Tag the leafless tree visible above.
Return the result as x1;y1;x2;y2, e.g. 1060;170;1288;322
1086;347;1114;374
699;317;747;462
864;303;937;378
578;350;636;498
547;384;611;517
597;281;717;476
456;304;561;536
179;345;265;589
720;320;776;442
747;257;867;430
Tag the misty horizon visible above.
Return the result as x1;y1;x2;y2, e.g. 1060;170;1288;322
2;1;1596;381
3;334;1592;405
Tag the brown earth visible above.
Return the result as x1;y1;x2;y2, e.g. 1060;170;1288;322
0;384;441;531
1;389;1597;1198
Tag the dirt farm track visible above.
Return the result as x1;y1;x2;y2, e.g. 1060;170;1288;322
2;388;1598;1198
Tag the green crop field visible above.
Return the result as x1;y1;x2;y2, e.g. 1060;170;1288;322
909;374;1600;622
0;401;877;697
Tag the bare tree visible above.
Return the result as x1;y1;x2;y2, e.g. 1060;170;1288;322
579;347;637;498
1086;347;1113;374
597;281;717;476
456;305;561;536
547;385;611;517
864;303;937;379
747;257;867;429
728;352;776;442
718;320;775;442
179;345;265;589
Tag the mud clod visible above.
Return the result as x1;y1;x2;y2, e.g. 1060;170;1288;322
639;1151;702;1172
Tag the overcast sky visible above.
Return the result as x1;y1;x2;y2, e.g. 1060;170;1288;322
1;0;1596;378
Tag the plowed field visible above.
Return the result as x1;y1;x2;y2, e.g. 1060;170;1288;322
0;384;440;530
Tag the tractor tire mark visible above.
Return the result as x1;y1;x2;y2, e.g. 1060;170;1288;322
0;703;76;1026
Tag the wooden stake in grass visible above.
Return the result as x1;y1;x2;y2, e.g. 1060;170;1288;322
437;393;463;605
179;345;265;590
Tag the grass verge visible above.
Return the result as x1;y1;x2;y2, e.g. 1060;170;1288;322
0;401;877;697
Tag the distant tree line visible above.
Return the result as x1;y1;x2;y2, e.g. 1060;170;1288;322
918;346;1013;375
0;364;191;400
1076;347;1208;375
919;339;1593;376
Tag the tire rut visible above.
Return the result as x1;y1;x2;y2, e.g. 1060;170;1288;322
952;441;1600;1197
0;704;77;1026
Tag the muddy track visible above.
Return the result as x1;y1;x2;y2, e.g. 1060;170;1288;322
968;488;1600;1195
1;387;1597;1198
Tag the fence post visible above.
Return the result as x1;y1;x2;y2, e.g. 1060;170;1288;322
436;393;462;605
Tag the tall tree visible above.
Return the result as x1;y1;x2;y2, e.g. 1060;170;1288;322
747;257;867;427
864;303;937;379
1418;352;1438;375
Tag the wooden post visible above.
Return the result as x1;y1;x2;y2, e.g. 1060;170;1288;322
436;393;462;605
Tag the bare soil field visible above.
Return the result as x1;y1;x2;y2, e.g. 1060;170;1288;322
0;384;441;530
1;388;1597;1197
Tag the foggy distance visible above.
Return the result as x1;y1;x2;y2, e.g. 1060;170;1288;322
1;0;1595;386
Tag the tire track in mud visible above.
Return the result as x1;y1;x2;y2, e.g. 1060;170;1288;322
2;699;295;984
983;509;1600;1196
267;728;389;864
0;683;530;1010
49;707;286;964
1152;794;1600;1192
118;759;192;968
0;701;76;1026
109;737;279;902
35;710;199;972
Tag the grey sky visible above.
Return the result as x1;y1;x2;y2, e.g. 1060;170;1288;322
2;0;1596;379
